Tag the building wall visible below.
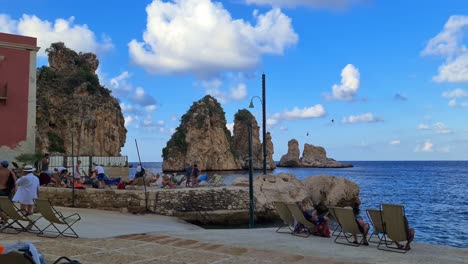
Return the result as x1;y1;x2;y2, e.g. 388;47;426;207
0;33;39;162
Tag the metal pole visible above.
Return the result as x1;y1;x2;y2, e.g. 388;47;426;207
71;131;76;207
135;139;149;211
248;124;255;228
262;73;267;175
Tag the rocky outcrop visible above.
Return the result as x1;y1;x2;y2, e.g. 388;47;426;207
162;95;239;172
278;140;352;168
278;139;301;167
162;98;275;172
35;42;126;156
253;173;360;212
302;175;360;207
232;109;276;170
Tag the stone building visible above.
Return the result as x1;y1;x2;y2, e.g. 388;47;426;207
0;33;40;161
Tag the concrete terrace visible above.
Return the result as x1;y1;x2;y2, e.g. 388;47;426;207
1;207;467;264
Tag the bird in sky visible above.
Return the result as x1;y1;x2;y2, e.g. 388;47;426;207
306;132;309;136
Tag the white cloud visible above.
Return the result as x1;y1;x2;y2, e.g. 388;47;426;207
266;118;279;126
131;87;157;106
244;0;366;10
124;115;137;127
226;122;234;134
390;140;400;145
230;83;248;100
422;15;468;83
415;140;434;153
326;64;360;101
448;99;468;108
342;112;382;124
282;105;326;120
442;88;468;98
0;14;113;57
145;105;158;112
279;126;288;131
433;122;452;134
417;124;430;130
128;0;298;77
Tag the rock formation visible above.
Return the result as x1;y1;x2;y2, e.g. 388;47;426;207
162;95;239;171
162;97;275;172
278;139;301;167
232;109;276;170
278;139;352;168
252;173;360;213
35;42;126;156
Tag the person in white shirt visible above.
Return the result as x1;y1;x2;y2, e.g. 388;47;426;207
74;160;82;183
12;165;40;215
93;163;107;189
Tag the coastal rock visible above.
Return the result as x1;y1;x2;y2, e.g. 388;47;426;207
253;173;309;211
302;175;360;207
35;42;126;156
278;140;352;168
231;177;249;187
278;139;301;167
162;95;239;171
232;109;276;170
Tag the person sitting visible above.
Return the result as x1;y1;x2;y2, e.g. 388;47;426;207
298;201;330;237
53;167;70;187
395;216;415;250
134;164;145;179
161;174;176;189
352;199;370;245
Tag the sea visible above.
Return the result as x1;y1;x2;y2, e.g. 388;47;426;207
129;161;468;248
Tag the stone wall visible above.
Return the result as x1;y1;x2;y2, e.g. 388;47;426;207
39;186;252;224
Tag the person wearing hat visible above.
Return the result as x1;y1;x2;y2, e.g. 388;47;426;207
0;160;16;198
12;165;40;215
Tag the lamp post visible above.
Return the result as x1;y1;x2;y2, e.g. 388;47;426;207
249;73;267;175
248;124;254;228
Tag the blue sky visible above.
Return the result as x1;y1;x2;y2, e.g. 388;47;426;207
2;0;468;161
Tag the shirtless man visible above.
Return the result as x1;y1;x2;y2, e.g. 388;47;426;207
0;160;16;197
0;160;16;225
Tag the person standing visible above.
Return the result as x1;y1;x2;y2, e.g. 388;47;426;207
74;160;82;183
12;165;40;215
0;160;16;198
41;153;50;173
185;163;192;188
191;164;200;187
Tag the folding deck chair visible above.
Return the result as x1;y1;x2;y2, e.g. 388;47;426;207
367;208;391;245
33;199;81;238
285;203;317;238
378;203;412;253
0;197;41;234
272;201;295;234
329;207;367;246
328;206;342;237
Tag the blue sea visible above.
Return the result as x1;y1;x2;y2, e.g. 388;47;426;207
130;161;468;248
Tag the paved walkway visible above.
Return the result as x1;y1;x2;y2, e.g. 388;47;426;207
1;207;467;264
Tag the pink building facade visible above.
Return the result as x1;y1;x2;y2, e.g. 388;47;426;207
0;33;40;162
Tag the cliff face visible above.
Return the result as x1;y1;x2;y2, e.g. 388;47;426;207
278;140;352;168
35;42;126;156
162;95;239;171
232;109;275;170
162;97;275;172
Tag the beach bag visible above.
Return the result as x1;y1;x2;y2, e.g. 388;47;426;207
117;182;126;189
73;183;86;189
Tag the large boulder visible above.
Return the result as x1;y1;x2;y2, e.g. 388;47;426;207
278;139;301;167
302;174;360;207
253;173;310;212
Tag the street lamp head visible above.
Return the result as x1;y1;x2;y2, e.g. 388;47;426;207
249;100;255;108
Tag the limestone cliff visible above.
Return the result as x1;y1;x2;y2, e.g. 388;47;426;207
162;95;239;171
278;139;352;168
232;109;275;170
35;42;126;156
162;97;275;172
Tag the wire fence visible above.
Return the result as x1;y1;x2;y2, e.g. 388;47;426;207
49;155;128;174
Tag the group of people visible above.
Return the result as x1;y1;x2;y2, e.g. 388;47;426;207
0;160;40;224
184;163;200;188
295;198;414;250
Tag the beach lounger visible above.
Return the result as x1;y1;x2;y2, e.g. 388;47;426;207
285;203;316;237
0;197;41;234
328;206;342;237
378;203;411;253
272;201;295;234
33;199;81;238
207;174;224;187
329;207;366;246
367;208;391;245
